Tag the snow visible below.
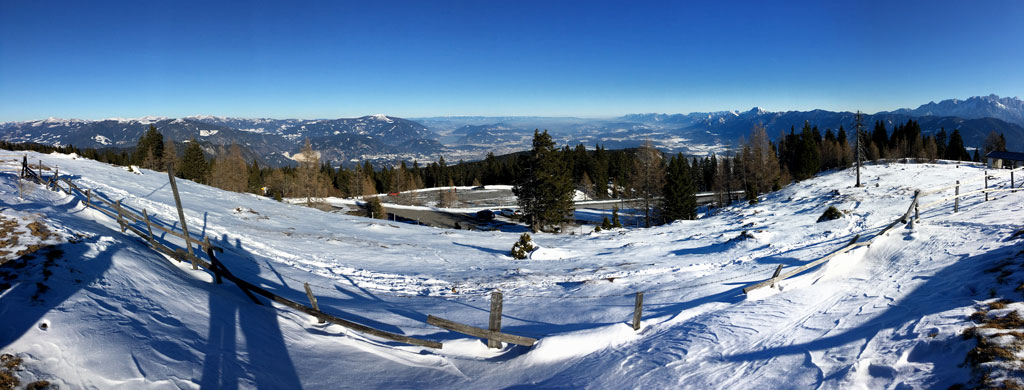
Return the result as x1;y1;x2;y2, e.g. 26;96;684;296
199;130;219;137
1;150;1022;389
93;134;112;145
371;114;394;123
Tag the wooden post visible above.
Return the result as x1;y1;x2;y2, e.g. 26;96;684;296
632;292;644;330
167;165;196;269
488;290;503;348
116;200;126;232
38;160;42;182
954;181;960;213
304;283;326;324
85;189;91;207
1012;171;1016;193
142;209;154;242
21;155;26;178
914;202;919;221
985;171;989;202
769;264;783;288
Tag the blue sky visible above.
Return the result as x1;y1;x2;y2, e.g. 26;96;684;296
1;0;1022;121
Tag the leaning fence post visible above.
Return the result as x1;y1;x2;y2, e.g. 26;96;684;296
304;283;326;324
142;209;154;242
115;200;126;233
632;292;644;331
954;180;960;213
914;202;919;221
20;155;26;178
488;290;503;348
769;264;784;288
167;165;196;270
85;189;91;207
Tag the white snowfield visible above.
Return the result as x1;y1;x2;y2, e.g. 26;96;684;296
1;150;1022;389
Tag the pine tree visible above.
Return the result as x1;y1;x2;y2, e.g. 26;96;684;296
179;139;209;183
133;125;165;170
945;129;969;161
662;153;697;221
247;160;264;194
513;130;574;232
611;205;622;228
935;128;948;159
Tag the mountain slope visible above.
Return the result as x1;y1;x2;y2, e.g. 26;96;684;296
2;149;1021;388
883;94;1024;127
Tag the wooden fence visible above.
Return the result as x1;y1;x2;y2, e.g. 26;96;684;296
27;155;1017;351
743;166;1024;294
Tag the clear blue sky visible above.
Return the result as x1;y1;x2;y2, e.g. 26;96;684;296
1;0;1023;121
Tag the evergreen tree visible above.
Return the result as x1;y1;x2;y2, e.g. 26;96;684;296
611;205;622;228
514;130;574;232
662;153;697;221
179;139;209;183
132;125;165;170
935;128;948;159
945;129;969;161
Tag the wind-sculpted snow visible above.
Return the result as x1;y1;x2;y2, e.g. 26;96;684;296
0;149;1021;388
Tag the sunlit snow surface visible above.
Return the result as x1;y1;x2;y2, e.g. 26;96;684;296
0;149;1021;389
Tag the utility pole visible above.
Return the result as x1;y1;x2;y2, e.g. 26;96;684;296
855;111;864;187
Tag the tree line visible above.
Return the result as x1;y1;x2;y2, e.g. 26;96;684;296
3;120;1010;230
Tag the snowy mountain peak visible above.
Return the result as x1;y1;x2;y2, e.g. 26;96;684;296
371;114;394;123
884;94;1024;126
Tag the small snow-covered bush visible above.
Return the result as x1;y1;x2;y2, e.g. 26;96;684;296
510;233;535;260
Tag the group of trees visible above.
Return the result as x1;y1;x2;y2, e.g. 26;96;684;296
6;120;1011;231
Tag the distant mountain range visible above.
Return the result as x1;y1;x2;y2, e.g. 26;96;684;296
2;95;1022;166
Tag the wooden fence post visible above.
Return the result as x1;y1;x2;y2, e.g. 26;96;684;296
142;209;154;242
488;290;503;348
304;283;326;324
769;264;783;288
985;171;989;202
1013;171;1016;193
167;165;196;269
85;189;91;207
38;160;42;181
20;155;26;178
115;200;126;233
632;292;644;331
954;181;960;213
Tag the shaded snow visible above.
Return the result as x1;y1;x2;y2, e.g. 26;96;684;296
0;149;1021;389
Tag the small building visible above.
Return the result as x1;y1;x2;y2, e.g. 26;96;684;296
986;150;1024;169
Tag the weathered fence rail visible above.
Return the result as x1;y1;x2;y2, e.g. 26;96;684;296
22;158;444;349
26;154;1018;351
744;166;1024;294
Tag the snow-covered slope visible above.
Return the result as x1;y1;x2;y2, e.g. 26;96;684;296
1;150;1021;388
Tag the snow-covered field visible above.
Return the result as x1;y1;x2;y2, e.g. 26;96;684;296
1;149;1022;389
